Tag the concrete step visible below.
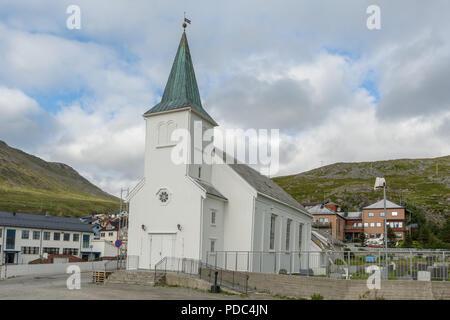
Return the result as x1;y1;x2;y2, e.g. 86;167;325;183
105;270;165;286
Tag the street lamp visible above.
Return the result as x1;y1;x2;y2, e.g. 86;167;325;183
374;177;388;278
374;177;387;251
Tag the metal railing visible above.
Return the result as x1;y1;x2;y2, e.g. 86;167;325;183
205;250;449;281
200;262;249;294
154;256;201;277
153;256;249;294
126;255;139;270
103;259;126;272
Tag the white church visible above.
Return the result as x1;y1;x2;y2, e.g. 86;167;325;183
127;29;312;273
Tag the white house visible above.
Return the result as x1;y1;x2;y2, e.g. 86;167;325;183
0;211;94;264
127;30;312;273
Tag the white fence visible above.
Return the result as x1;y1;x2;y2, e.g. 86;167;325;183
0;261;110;280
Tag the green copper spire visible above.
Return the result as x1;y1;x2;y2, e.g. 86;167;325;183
145;31;217;126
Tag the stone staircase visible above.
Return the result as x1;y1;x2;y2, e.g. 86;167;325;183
105;270;166;286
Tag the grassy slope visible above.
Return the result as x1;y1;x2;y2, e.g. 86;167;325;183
0;141;119;218
273;155;450;223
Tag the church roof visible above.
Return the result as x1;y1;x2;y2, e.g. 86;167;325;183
192;178;228;201
144;31;217;126
229;164;310;215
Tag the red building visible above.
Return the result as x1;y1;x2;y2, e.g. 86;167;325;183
306;199;407;243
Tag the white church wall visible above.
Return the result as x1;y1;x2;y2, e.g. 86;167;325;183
210;164;256;254
144;110;189;179
201;197;225;266
252;195;312;274
128;110;207;269
128;178;205;269
188;112;214;183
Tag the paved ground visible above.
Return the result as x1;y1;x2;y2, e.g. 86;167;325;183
0;273;277;300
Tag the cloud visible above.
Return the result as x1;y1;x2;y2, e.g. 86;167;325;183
0;86;53;149
207;52;373;131
0;0;449;197
376;34;450;120
277;108;450;176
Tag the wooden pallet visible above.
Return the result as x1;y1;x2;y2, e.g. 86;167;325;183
92;271;112;284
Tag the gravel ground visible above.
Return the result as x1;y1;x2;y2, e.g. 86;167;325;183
0;273;277;300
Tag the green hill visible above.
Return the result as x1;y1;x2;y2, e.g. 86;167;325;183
273;155;450;224
0;140;119;218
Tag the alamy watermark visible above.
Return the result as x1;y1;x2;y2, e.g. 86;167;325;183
366;265;381;290
66;265;81;290
66;5;81;30
170;121;280;176
366;5;381;30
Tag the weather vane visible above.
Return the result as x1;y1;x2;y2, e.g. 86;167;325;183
183;12;191;30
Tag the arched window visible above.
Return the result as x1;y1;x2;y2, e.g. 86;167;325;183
167;121;177;143
157;122;167;145
157;120;177;146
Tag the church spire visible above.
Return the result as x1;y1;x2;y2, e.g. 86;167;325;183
145;30;217;126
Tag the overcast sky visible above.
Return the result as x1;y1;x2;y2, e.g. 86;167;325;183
0;0;449;196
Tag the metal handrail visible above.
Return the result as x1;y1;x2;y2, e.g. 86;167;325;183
154;256;168;282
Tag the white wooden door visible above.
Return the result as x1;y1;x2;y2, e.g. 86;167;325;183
149;233;175;269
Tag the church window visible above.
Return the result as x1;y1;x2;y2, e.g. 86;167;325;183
157;121;177;146
211;210;216;226
198;166;202;178
157;122;167;145
167;121;176;143
298;223;303;252
156;188;171;205
210;239;216;252
269;214;276;250
159;191;169;203
286;219;291;251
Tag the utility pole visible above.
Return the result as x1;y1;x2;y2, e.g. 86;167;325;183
117;188;123;263
383;182;388;280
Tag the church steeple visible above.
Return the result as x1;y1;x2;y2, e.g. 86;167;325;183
145;31;217;126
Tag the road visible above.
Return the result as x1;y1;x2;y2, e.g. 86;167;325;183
0;273;276;300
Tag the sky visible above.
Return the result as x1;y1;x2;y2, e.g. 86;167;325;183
0;0;449;196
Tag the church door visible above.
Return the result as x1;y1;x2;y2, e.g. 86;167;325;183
149;233;176;269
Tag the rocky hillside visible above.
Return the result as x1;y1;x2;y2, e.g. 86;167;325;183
273;155;450;223
0;140;119;217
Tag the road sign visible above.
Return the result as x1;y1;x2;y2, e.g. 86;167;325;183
115;240;122;248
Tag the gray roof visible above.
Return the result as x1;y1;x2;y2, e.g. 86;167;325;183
363;199;404;210
229;164;308;214
192;178;228;201
305;204;336;215
0;211;94;233
345;211;362;220
312;228;345;248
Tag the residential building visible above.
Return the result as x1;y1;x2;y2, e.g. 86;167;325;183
0;211;94;264
306;204;346;241
307;199;407;243
362;199;406;240
98;220;119;243
343;212;363;241
127;30;312;273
